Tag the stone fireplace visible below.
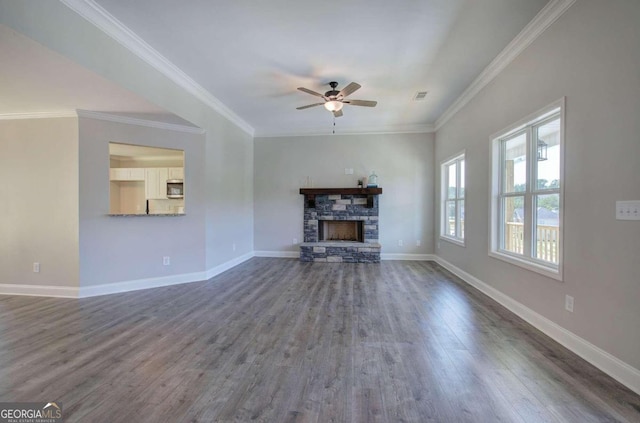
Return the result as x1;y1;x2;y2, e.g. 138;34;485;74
299;188;382;262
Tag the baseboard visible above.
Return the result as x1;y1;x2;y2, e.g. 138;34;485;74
78;270;207;298
3;253;257;299
254;250;300;258
0;283;79;298
432;256;640;396
80;252;256;298
204;252;255;279
381;253;436;261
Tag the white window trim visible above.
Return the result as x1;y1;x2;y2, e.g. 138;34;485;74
440;150;466;247
489;98;565;281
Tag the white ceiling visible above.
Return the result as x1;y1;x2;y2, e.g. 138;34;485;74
91;0;549;136
2;1;550;136
0;24;169;117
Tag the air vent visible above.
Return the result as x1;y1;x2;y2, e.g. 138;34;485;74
413;91;428;101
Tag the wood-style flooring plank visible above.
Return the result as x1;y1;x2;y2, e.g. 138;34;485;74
0;258;639;422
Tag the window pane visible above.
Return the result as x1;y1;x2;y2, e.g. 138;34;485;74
535;193;560;263
502;196;524;255
447;163;457;199
503;133;527;193
535;118;561;190
459;159;465;198
446;201;456;236
458;199;465;239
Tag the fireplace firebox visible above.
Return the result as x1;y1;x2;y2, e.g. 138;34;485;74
319;220;364;242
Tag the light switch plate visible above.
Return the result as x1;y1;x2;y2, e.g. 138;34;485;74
616;201;640;220
565;295;574;312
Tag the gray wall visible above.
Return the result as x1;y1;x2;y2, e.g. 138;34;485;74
0;117;79;288
0;1;255;275
254;133;434;255
434;0;640;370
78;116;206;286
204;122;254;269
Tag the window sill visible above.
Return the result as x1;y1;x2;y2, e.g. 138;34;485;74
488;250;562;281
440;235;465;247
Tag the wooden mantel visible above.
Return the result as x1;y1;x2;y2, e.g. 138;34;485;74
300;187;382;208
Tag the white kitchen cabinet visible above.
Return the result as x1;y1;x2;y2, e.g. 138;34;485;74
145;168;169;199
110;168;145;181
110;180;145;214
168;167;184;180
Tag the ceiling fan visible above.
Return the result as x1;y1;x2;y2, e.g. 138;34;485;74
296;81;377;117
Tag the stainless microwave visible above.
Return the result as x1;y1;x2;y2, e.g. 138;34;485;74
167;180;184;199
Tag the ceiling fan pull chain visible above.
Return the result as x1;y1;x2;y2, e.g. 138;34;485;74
333;116;336;134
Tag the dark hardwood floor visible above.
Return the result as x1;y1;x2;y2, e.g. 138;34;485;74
0;258;638;422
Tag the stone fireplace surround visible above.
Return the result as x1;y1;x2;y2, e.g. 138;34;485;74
299;189;382;262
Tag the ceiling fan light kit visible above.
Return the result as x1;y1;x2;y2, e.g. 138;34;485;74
324;100;343;112
296;81;377;118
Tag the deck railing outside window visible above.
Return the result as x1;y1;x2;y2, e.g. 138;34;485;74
505;222;558;264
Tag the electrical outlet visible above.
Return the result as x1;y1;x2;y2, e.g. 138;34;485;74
293;238;298;245
344;168;354;175
565;295;574;312
416;240;421;247
163;256;171;266
398;239;404;247
33;262;40;273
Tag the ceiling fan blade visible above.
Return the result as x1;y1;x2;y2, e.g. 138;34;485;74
297;87;327;99
343;99;377;107
333;109;343;118
296;103;325;110
338;82;361;98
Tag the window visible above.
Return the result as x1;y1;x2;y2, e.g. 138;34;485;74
441;152;465;245
490;99;564;280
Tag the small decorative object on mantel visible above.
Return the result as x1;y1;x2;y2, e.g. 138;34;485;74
367;170;378;187
357;179;363;188
303;176;314;188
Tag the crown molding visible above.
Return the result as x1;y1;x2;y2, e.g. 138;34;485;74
434;0;577;132
0;111;77;120
256;123;435;138
76;110;205;134
60;0;254;136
